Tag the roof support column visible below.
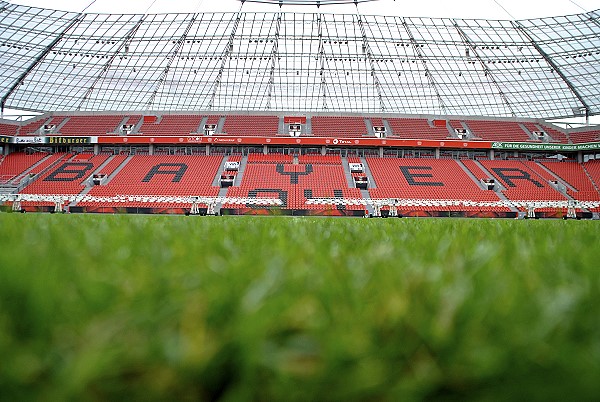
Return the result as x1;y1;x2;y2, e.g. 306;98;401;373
317;14;329;111
356;13;385;112
267;13;282;110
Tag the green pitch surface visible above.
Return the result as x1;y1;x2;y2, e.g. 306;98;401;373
1;214;599;401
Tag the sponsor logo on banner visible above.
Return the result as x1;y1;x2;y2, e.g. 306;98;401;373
15;136;46;144
212;138;237;143
47;136;93;144
332;139;352;145
0;136;12;144
491;141;600;151
186;136;203;143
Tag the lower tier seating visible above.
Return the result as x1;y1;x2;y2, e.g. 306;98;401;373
20;154;110;206
79;155;223;208
7;152;599;214
0;152;50;183
366;158;505;211
224;163;363;210
479;160;567;201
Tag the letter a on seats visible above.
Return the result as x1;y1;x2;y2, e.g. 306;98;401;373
142;163;188;183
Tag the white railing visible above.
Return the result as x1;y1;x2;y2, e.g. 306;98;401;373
0;194;283;206
305;197;600;210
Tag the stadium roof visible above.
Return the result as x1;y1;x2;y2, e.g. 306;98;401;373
0;0;599;118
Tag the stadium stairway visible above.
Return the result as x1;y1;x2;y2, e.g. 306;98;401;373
12;154;54;182
197;117;208;134
215;186;229;214
305;117;312;135
340;157;356;188
67;154;124;205
364;119;374;136
455;160;487;190
102;155;133;184
85;155;118;185
470;160;507;191
5;153;70;191
114;116;129;134
360;189;374;215
235;155;249;186
359;157;377;188
518;123;538;141
581;163;600;194
211;156;229;187
54;117;70;133
534;162;578;194
461;159;518;212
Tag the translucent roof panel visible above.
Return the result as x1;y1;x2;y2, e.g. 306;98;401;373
0;0;599;118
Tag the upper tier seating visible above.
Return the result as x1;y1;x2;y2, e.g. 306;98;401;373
365;158;504;211
463;120;532;142
386;118;450;140
6;114;591;144
522;122;569;143
311;116;367;137
298;154;342;165
370;117;385;128
20;116;65;135
139;115;203;136
0;122;18;136
58;115;125;136
222;115;279;136
569;129;600;144
247;153;293;163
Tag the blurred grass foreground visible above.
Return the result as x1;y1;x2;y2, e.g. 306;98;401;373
1;214;599;401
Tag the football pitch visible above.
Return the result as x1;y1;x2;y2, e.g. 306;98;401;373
1;213;599;401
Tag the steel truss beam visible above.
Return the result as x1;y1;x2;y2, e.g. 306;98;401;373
512;20;592;114
1;12;84;113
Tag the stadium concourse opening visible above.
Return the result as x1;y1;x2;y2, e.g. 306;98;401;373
0;1;599;218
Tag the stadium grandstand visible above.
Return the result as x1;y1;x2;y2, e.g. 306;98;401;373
1;0;600;218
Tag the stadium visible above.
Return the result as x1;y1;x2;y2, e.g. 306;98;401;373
2;1;600;400
0;0;599;218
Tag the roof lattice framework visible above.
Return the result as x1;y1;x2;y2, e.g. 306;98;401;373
0;0;598;118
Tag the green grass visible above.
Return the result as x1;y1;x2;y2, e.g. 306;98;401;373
1;214;599;401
